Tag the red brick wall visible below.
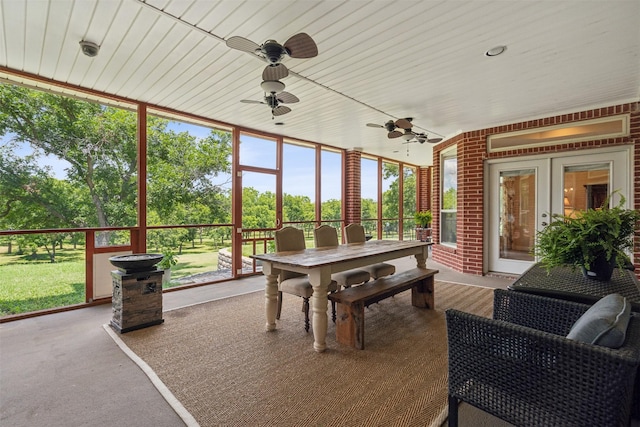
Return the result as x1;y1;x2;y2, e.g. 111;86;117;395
431;134;465;271
417;167;432;212
344;150;362;225
430;102;639;276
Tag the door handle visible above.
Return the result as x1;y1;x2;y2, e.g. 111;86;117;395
541;222;548;226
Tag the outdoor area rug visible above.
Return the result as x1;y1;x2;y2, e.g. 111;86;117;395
104;281;494;427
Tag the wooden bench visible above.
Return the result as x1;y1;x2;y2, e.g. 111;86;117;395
328;267;439;349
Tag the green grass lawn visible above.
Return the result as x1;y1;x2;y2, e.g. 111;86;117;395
0;240;260;316
0;262;85;316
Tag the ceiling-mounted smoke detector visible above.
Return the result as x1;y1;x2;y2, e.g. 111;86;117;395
485;45;507;57
79;40;100;57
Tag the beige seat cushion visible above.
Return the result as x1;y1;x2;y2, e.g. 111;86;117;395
280;275;338;297
363;263;395;279
333;269;370;288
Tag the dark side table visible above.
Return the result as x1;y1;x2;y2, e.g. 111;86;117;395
508;263;640;312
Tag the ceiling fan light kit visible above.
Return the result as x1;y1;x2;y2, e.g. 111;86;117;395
261;80;285;94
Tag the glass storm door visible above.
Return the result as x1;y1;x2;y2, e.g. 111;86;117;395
236;132;281;275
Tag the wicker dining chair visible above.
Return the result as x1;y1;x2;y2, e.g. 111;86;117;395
274;226;338;332
446;289;640;427
313;225;370;289
343;223;395;279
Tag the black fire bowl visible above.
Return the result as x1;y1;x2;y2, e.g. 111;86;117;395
109;253;164;273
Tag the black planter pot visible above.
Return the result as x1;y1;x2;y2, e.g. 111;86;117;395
581;254;617;281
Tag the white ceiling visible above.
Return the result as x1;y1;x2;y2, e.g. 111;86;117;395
1;0;639;166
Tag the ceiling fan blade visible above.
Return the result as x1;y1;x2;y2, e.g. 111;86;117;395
395;118;412;130
276;91;299;104
272;106;291;116
226;36;260;53
427;138;443;143
240;99;264;104
388;130;403;139
283;33;318;58
366;123;384;128
262;64;289;81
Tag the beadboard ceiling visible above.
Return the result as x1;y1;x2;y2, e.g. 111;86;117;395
1;0;639;166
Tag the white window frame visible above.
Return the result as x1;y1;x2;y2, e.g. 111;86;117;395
440;146;457;247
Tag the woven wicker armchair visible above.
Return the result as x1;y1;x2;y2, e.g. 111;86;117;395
446;289;640;427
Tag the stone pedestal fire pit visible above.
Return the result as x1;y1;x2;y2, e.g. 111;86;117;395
109;254;164;333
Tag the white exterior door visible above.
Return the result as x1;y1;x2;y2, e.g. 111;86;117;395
488;147;631;275
488;159;549;275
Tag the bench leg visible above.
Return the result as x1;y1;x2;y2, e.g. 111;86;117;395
334;301;366;349
411;275;434;309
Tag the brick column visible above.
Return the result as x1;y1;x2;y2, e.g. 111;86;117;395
417;166;432;211
344;150;362;225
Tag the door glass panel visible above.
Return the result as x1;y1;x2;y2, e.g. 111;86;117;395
240;171;276;274
499;169;535;261
563;163;609;217
239;133;276;168
241;172;276;230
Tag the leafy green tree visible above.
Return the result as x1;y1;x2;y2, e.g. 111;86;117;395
146;121;232;224
241;187;276;229
443;188;458;210
283;194;314;223
361;198;377;220
0;84;137;229
321;199;341;220
0;83;233;241
402;168;416;219
381;163;400;219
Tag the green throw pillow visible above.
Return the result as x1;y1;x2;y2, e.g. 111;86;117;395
566;293;631;348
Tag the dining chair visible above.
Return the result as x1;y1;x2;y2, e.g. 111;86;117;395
343;223;395;279
274;226;338;332
313;225;370;289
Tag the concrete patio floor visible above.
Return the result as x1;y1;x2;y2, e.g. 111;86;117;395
1;257;520;427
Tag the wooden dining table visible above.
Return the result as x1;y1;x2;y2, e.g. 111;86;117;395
250;239;431;352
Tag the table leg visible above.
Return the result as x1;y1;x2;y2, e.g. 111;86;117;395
262;263;279;332
415;245;428;269
308;267;332;352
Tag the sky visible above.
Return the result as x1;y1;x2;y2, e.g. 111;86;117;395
4;132;71;178
3;119;344;201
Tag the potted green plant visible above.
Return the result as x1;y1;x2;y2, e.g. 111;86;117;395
414;210;433;242
158;249;178;284
534;192;640;281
